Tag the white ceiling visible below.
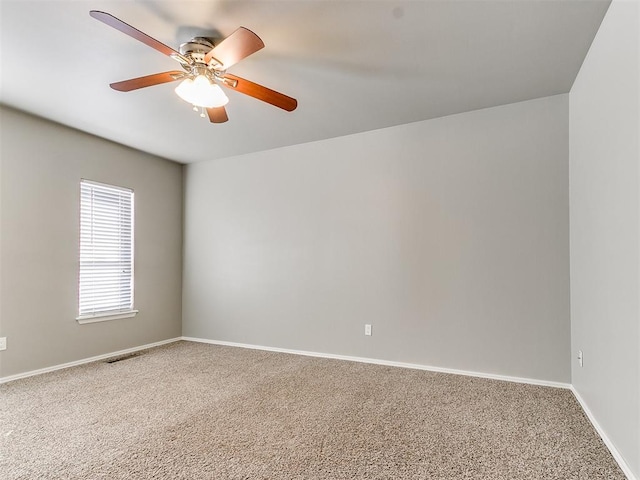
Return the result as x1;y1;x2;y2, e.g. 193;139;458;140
1;0;609;164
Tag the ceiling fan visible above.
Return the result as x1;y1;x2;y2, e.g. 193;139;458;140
89;11;297;123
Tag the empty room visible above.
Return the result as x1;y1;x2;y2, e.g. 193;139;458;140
1;0;638;478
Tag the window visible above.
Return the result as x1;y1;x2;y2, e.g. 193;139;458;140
77;180;137;324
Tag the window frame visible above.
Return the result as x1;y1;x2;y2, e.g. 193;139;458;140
76;179;138;324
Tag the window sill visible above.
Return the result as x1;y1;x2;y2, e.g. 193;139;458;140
76;310;139;325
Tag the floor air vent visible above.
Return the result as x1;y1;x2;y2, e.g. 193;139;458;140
105;352;142;364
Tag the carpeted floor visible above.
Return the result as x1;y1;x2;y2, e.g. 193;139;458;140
0;341;625;479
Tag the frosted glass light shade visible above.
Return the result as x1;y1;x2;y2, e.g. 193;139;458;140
175;75;229;108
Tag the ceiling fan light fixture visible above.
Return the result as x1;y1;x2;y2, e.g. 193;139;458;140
175;75;229;108
91;11;298;123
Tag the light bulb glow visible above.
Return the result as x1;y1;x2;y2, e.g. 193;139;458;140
175;75;229;108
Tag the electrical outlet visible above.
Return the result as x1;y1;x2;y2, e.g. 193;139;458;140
577;350;583;367
364;324;372;336
0;337;6;351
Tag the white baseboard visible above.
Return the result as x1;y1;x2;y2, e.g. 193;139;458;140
0;337;182;384
181;336;571;389
570;386;637;480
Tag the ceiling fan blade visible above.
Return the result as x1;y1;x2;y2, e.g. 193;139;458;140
207;106;229;123
221;74;297;112
110;71;185;92
204;27;264;69
90;10;182;59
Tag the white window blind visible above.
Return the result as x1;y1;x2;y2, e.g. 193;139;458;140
78;180;135;319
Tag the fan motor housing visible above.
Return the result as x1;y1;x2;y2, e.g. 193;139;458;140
179;37;216;63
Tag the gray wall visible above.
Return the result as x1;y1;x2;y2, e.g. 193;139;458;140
0;106;183;378
183;94;570;383
569;0;639;476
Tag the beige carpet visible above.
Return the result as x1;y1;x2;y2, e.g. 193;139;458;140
0;341;625;479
